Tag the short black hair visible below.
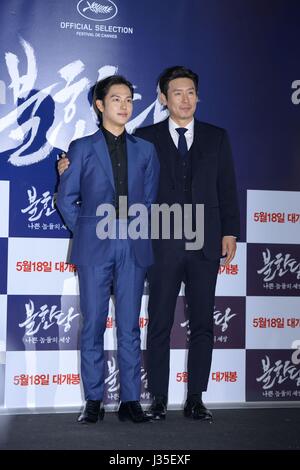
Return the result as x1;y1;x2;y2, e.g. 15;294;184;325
158;66;199;97
93;75;134;121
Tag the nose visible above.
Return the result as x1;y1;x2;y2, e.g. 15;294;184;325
182;93;189;103
120;100;127;109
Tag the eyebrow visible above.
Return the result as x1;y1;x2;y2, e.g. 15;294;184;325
110;94;132;98
172;87;195;92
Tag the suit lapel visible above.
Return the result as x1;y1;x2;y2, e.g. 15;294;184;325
156;119;177;186
191;120;208;181
192;119;206;154
92;129;115;189
126;132;138;199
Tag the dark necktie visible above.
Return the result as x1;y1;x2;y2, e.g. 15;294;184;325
176;127;188;157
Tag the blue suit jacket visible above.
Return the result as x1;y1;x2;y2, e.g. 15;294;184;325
56;129;160;267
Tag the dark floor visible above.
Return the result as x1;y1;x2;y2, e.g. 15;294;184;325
0;408;300;451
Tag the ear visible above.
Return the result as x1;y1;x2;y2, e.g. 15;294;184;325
95;99;104;113
159;92;167;106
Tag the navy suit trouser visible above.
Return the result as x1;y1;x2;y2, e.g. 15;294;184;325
147;248;219;398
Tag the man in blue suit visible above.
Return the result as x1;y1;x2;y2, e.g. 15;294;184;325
56;75;159;424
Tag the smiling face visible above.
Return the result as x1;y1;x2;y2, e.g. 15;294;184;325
160;77;198;127
95;84;133;134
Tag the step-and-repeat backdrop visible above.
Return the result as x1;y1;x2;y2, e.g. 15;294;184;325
0;0;300;409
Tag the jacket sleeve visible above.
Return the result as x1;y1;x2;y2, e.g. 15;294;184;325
56;139;83;233
217;130;240;238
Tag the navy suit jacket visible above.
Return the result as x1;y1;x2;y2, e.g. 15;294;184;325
134;118;240;260
56;129;160;267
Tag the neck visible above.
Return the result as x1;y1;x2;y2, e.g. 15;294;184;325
102;121;125;136
170;116;194;128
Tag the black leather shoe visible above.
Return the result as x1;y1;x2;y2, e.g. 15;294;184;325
118;401;150;423
77;400;105;424
146;396;167;420
184;398;212;421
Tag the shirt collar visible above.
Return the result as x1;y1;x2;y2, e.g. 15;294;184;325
101;125;126;144
168;117;194;135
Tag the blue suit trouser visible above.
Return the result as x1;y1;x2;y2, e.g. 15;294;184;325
77;232;146;402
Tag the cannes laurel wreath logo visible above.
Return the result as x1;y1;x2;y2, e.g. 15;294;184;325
77;0;118;21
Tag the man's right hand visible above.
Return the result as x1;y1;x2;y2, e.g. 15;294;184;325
57;152;70;176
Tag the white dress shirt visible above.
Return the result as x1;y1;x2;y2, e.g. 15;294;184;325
168;117;194;150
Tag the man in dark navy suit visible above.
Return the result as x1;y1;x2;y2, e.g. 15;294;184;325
58;66;240;422
57;75;159;424
134;66;240;421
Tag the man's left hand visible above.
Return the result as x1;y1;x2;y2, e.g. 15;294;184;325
221;236;237;266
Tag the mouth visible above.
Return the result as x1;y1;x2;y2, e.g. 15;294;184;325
118;113;128;118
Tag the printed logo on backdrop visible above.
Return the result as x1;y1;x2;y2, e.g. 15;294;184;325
0;37;167;177
60;0;133;40
9;181;69;238
0;36;82;170
213;297;245;349
77;0;118;21
170;296;245;349
103;351;150;405
246;350;300;401
247;244;300;296
6;296;81;351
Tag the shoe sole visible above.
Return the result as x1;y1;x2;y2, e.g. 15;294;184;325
184;413;213;422
77;409;105;424
148;414;166;420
